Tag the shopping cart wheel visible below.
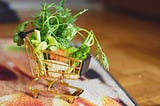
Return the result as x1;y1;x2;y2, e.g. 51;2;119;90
66;97;75;104
32;93;39;99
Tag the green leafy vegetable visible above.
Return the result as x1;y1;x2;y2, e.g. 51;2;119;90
13;0;109;70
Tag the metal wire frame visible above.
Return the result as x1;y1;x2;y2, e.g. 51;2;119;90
24;37;84;103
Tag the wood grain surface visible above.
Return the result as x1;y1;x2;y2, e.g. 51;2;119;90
0;9;160;106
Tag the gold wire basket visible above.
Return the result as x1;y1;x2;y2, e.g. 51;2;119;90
24;37;91;103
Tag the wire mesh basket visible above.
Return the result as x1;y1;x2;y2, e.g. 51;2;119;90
24;37;91;103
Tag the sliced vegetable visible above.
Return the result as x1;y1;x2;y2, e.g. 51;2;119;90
35;41;48;52
47;35;58;46
34;29;41;41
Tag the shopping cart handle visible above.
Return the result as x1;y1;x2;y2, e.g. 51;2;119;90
19;29;37;39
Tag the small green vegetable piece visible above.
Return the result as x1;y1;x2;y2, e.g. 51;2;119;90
13;21;29;46
72;44;90;60
13;33;24;46
34;30;41;41
47;35;58;46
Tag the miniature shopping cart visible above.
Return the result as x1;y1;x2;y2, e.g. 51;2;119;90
20;30;91;103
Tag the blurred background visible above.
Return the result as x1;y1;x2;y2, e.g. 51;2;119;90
1;0;102;10
0;0;160;105
1;0;160;22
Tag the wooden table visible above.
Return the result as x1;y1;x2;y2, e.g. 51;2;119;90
0;10;160;106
